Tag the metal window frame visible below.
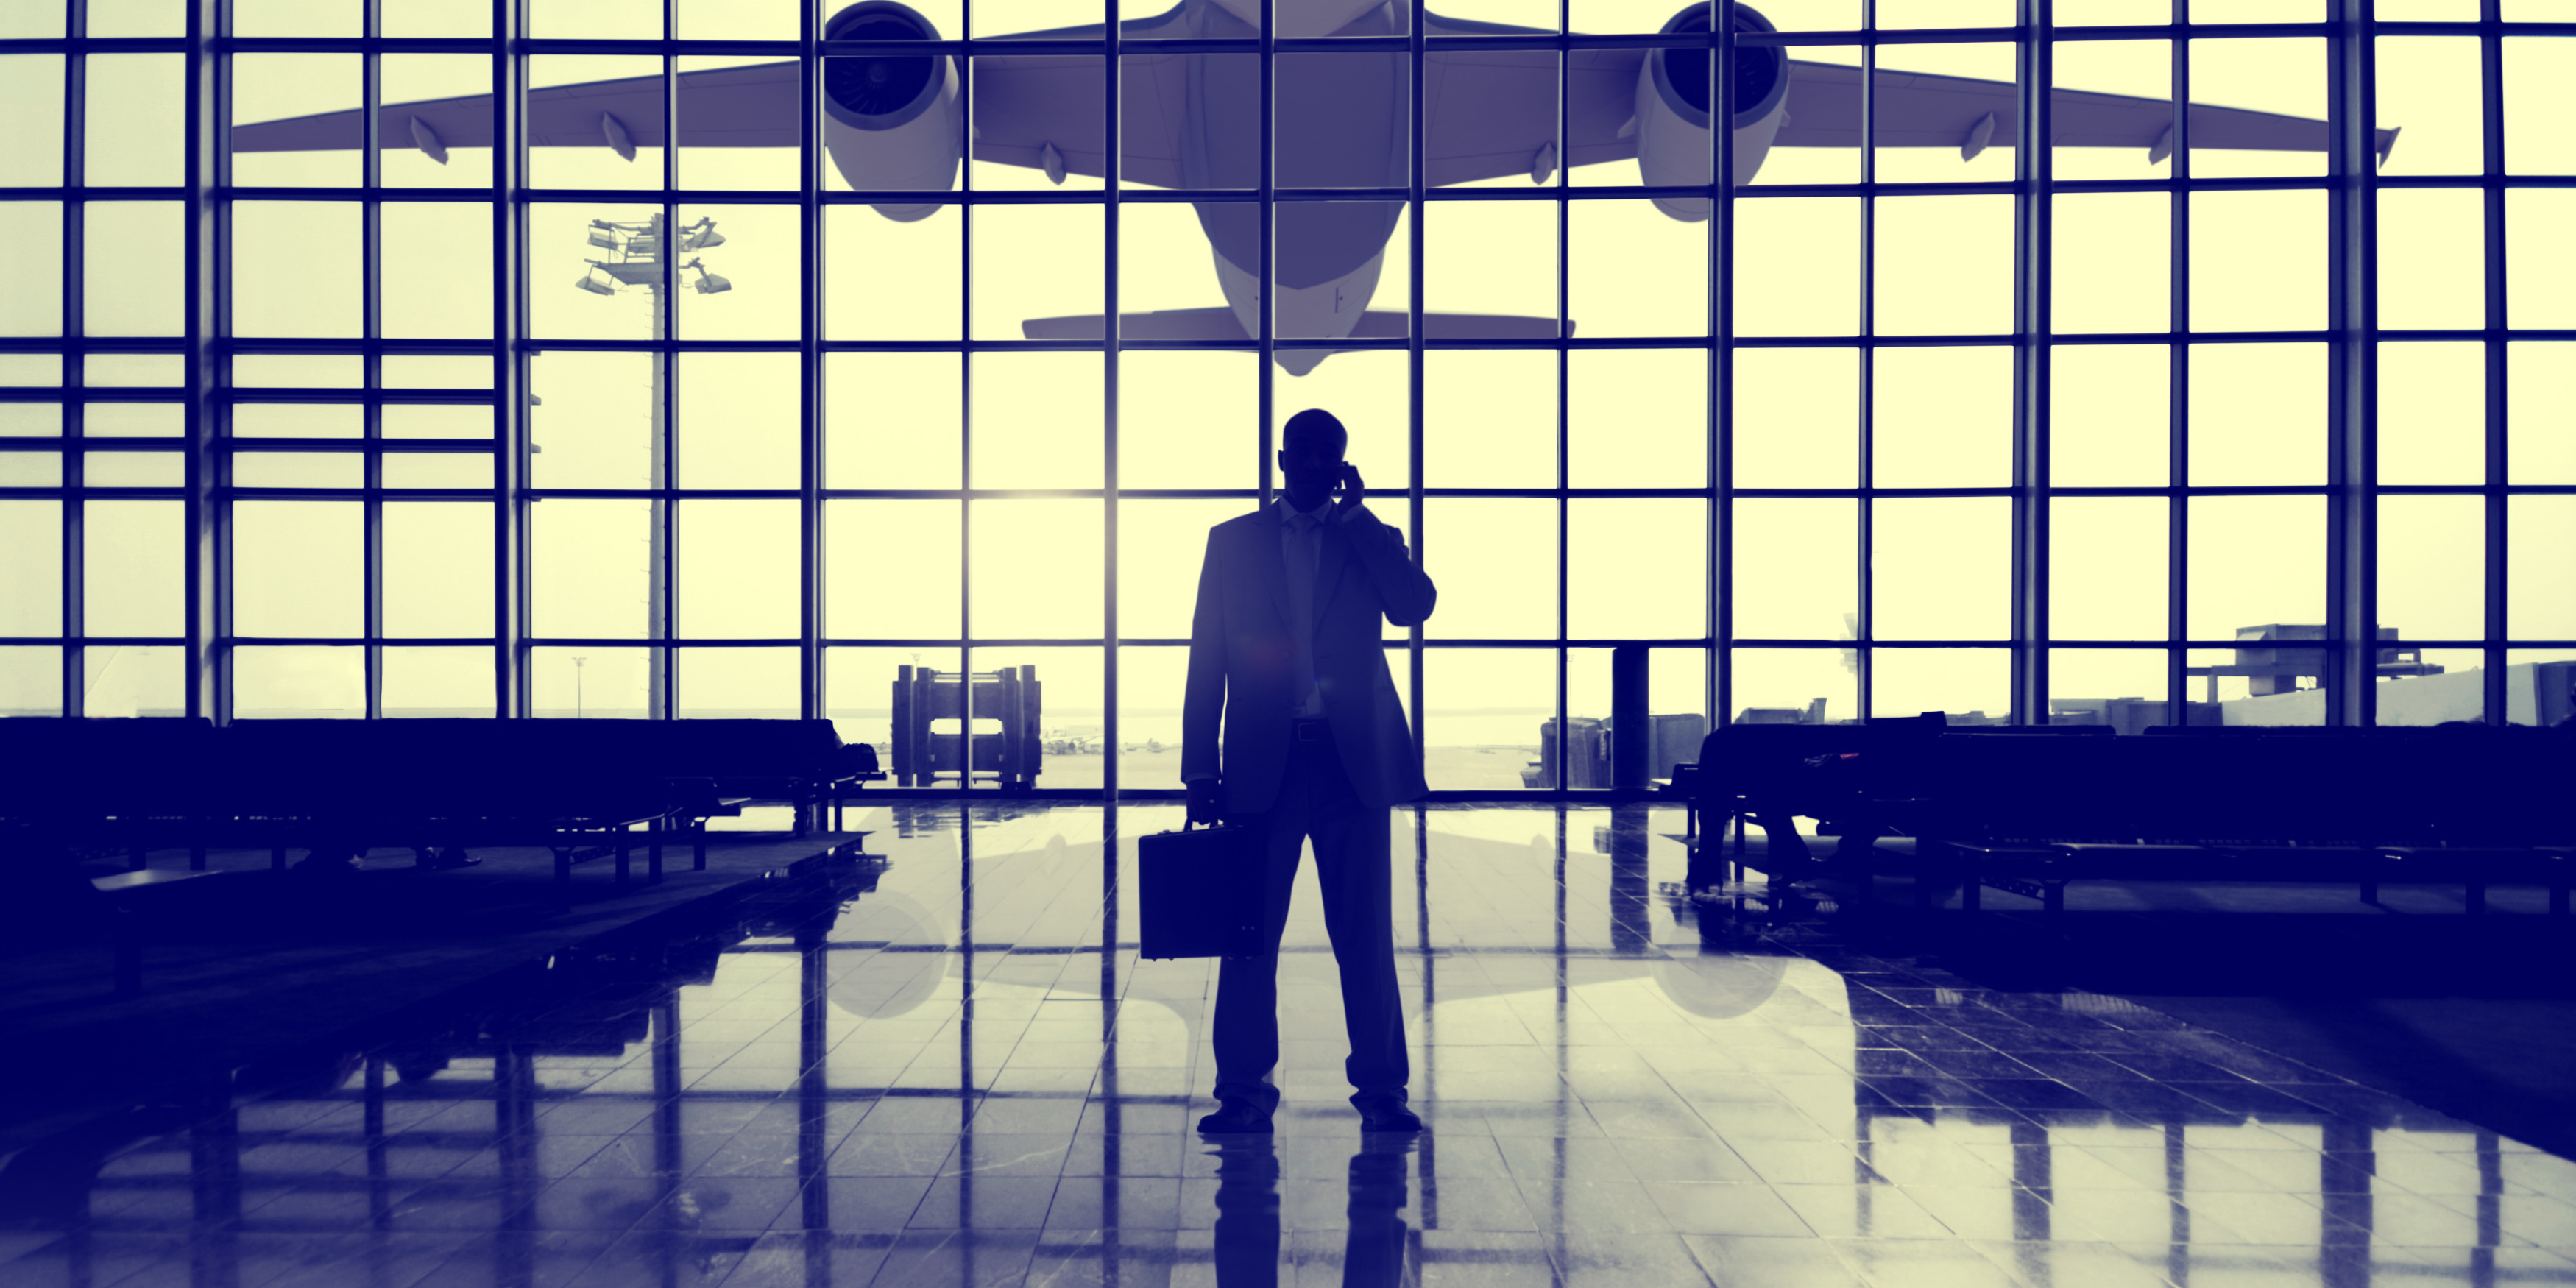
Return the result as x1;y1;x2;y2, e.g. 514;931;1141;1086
1;0;2566;774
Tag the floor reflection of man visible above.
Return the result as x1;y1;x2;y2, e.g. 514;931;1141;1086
1209;1136;1418;1288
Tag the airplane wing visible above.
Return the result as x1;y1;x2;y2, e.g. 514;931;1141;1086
1775;59;2400;162
229;60;804;156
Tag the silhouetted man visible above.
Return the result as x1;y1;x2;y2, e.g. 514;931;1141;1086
1183;408;1437;1134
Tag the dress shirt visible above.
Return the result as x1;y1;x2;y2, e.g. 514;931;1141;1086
1279;495;1354;720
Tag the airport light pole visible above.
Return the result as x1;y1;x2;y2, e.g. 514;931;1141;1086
575;216;729;718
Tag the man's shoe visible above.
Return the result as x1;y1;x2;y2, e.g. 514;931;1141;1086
1196;1102;1273;1134
1356;1103;1423;1133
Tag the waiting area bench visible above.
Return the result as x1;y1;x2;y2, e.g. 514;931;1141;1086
1665;722;2576;914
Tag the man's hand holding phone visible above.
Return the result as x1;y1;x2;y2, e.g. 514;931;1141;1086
1333;463;1365;517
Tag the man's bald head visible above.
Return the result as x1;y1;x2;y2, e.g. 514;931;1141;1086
1281;408;1348;459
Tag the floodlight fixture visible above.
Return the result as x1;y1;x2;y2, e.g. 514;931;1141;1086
685;258;731;294
679;217;724;251
574;269;617;297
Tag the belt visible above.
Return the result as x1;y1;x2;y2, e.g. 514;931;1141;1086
1292;717;1332;743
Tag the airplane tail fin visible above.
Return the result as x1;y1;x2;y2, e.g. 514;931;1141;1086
1020;309;1568;375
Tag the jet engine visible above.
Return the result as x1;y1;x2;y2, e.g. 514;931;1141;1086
823;0;965;222
1634;1;1792;220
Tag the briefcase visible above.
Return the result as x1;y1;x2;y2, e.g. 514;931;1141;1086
1138;820;1269;960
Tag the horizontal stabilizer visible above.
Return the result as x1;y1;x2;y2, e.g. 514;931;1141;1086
1022;308;1565;373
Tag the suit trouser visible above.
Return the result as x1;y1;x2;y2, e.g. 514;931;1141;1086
1211;733;1409;1112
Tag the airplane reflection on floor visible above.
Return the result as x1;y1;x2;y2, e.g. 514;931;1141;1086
3;803;2573;1288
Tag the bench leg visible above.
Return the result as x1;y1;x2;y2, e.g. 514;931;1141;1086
2553;884;2569;916
271;846;286;872
553;847;573;885
1962;877;1981;913
2043;882;2065;916
648;820;664;883
2360;880;2379;905
615;835;631;884
694;822;707;871
2466;881;2486;916
189;846;206;871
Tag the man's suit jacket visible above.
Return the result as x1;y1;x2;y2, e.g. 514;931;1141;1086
1183;503;1437;815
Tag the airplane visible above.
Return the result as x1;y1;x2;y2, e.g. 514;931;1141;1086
234;0;2397;375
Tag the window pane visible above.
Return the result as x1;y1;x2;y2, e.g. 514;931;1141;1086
534;498;653;639
531;351;656;490
2506;190;2576;331
2379;495;2484;643
2051;498;2168;642
2377;38;2483;177
2187;495;2325;640
972;205;1103;343
1873;45;2017;185
678;648;800;719
0;502;61;636
2050;648;2169;730
1733;498;1856;640
1735;348;1856;489
1424;499;1555;640
824;499;960;640
1569;499;1703;640
2503;38;2576;176
1873;498;2009;641
972;353;1103;491
2053;193;2168;334
382;453;492;489
1115;645;1187;791
531;203;659;342
0;57;64;188
1424;648;1551;792
678;55;801;189
825;352;961;492
1730;646;1853;726
83;644;184;718
1565;647;1706;782
528;57;662;188
1427;199;1556;325
678;351;799;490
532;646;651;718
2507;343;2576;485
1875;196;2013;337
1872;648;2011;722
233;203;362;339
84;203;185;338
1569;350;1704;489
85;54;184;188
1570;200;1704;339
1121;353;1257;491
970;499;1103;639
230;54;359;187
2190;191;2324;333
233;501;361;637
2378;190;2484;331
2508;496;2576;640
383;648;495;717
0;648;60;717
383;204;495;339
1426;351;1554;490
2378;342;2483;486
2052;345;2168;487
1872;346;2011;488
676;500;799;639
675;205;797;342
381;54;495;188
385;502;494;638
1735;198;1858;338
1;204;63;339
2188;344;2323;486
2051;40;2170;183
825;205;962;342
233;647;366;718
84;500;183;637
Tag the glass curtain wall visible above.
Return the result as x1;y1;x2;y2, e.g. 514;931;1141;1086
1;0;2570;793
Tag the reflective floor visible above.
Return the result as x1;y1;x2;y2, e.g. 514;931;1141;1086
7;803;2576;1288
